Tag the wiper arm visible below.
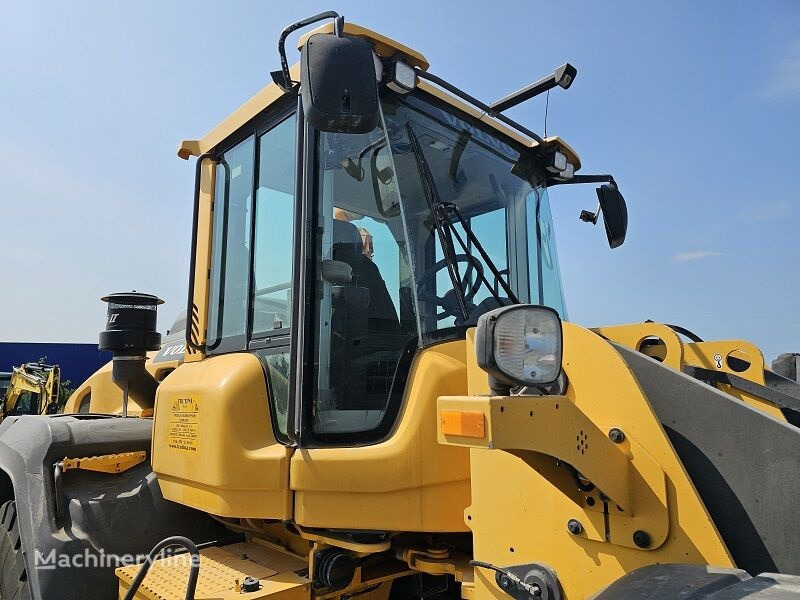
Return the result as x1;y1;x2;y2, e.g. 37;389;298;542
406;123;519;312
441;201;519;305
406;122;470;320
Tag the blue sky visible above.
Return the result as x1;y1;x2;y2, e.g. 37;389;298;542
1;1;798;361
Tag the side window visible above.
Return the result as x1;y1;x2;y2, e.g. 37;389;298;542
11;392;38;415
204;107;297;443
251;115;296;336
207;136;255;351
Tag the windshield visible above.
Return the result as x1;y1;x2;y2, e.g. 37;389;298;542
308;91;566;440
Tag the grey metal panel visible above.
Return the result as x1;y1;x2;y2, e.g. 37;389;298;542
591;564;800;599
0;414;230;600
615;345;800;576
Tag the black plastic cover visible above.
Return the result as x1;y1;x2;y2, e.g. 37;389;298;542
596;183;627;248
300;33;379;134
617;344;800;576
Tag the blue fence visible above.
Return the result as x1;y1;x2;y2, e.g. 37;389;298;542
0;343;111;387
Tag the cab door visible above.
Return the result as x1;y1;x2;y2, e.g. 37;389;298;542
153;102;299;519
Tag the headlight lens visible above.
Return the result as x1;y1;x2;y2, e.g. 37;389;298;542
476;305;563;390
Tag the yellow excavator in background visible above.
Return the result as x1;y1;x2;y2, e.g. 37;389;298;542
1;12;799;600
1;361;61;421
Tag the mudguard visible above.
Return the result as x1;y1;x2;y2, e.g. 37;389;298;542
0;414;230;600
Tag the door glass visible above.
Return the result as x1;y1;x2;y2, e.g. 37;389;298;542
311;124;416;437
251;115;297;336
207;136;255;350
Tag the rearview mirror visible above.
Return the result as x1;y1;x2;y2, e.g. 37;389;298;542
597;183;628;248
300;33;380;134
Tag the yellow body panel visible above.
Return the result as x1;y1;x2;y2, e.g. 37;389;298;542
184;158;216;363
291;340;471;533
151;353;293;519
442;323;733;600
62;350;178;415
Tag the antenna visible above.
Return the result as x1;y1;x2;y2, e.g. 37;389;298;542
544;89;550;138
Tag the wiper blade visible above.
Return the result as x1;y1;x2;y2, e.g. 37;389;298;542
406;122;470;320
406;123;519;312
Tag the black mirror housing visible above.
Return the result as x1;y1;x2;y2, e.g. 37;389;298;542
300;33;380;134
597;183;628;248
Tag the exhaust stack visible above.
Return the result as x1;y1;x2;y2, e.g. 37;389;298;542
99;292;164;416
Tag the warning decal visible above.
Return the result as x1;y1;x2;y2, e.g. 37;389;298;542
168;397;199;452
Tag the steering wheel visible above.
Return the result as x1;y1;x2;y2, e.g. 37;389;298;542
416;254;485;321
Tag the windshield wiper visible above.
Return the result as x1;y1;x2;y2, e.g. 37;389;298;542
441;201;519;304
407;123;470;320
405;123;519;315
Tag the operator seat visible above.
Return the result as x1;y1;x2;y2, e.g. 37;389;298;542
331;219;399;334
329;218;402;412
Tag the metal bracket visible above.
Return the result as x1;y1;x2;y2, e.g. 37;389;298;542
58;451;147;474
438;396;669;550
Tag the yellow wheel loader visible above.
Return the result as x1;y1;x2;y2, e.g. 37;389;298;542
1;12;799;600
1;361;62;420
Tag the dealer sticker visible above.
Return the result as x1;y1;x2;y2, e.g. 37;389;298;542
167;397;199;452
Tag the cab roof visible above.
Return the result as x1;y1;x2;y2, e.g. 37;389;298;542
178;22;580;170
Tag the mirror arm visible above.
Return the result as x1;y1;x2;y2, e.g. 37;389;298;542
545;174;618;226
547;174;616;187
272;11;342;92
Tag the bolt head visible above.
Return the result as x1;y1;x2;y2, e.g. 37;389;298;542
567;519;583;535
609;428;625;443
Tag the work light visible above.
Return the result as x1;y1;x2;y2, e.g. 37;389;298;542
387;60;416;94
545;150;568;174
475;305;563;394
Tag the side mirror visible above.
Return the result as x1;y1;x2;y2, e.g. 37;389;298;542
300;32;380;134
596;183;628;248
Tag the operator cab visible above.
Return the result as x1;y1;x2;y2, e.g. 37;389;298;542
200;84;569;445
178;16;625;450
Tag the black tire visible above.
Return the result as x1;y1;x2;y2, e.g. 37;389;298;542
0;501;31;600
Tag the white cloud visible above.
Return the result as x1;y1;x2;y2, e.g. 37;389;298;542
671;250;723;262
763;40;800;101
740;199;793;222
